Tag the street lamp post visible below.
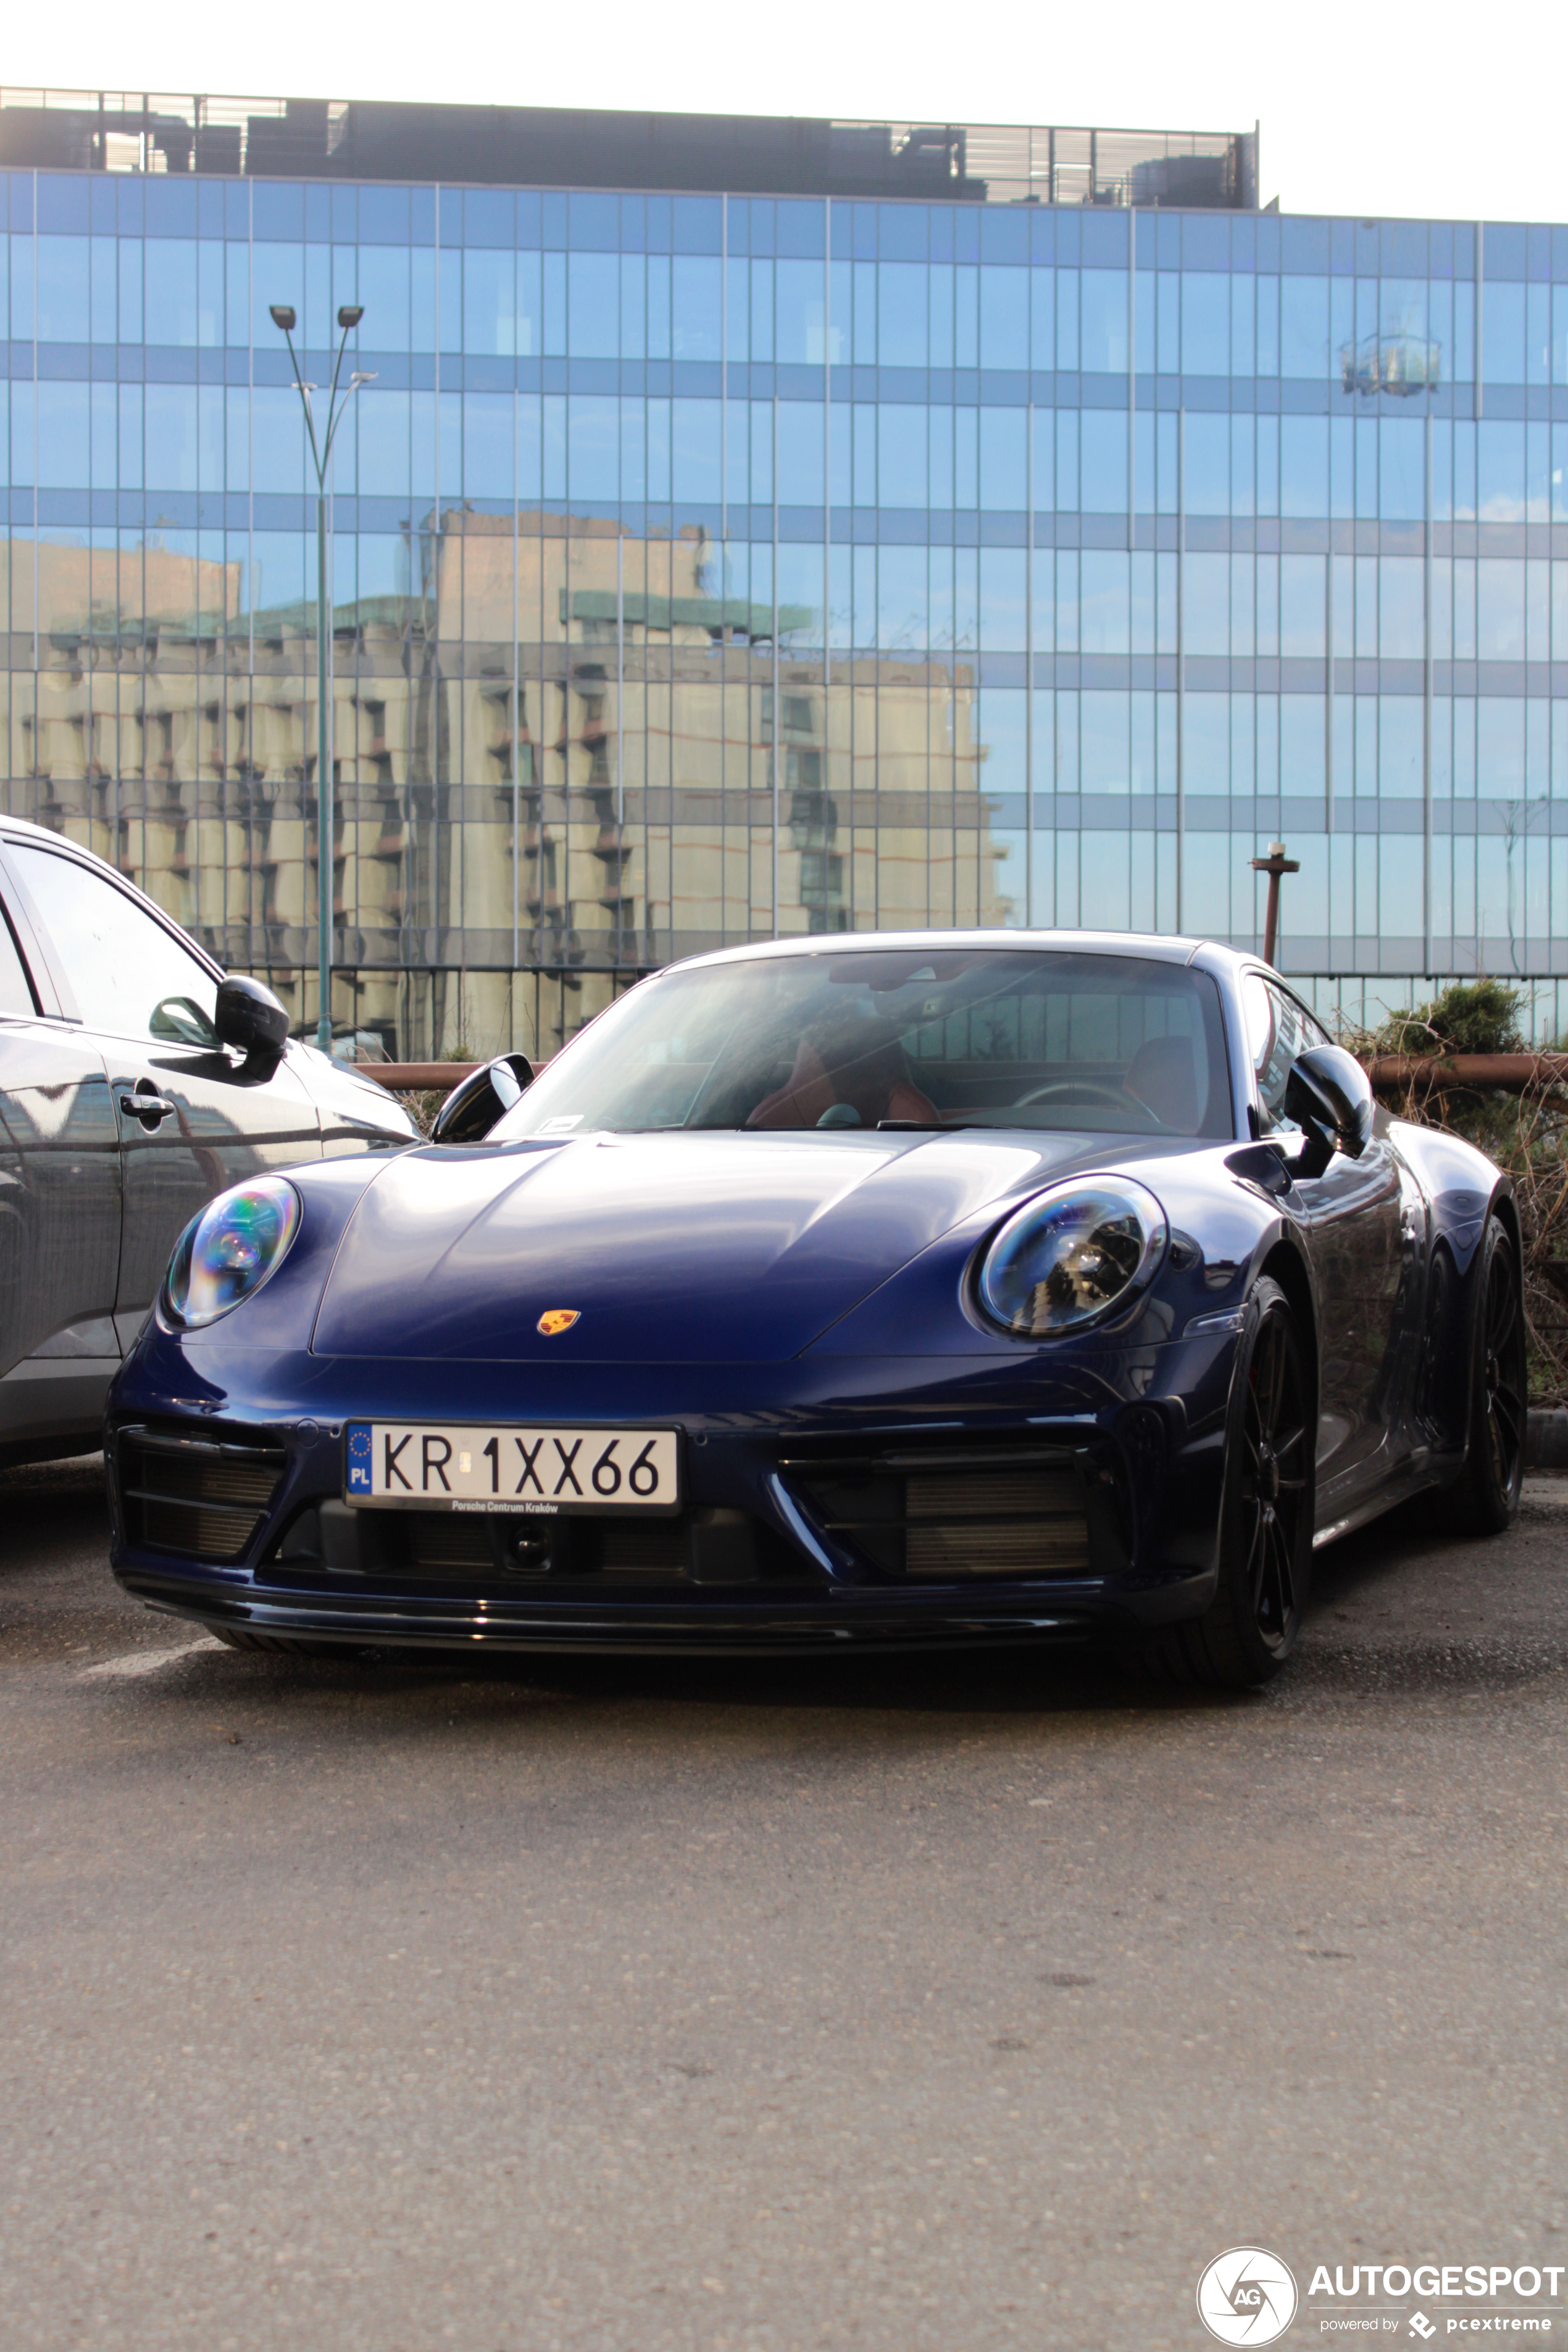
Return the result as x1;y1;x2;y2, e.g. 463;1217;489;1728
268;301;375;1053
1249;840;1300;970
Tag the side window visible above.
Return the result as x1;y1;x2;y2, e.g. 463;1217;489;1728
0;899;39;1017
1243;975;1324;1132
7;846;218;1045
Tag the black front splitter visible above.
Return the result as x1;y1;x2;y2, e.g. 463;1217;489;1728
117;1570;1109;1658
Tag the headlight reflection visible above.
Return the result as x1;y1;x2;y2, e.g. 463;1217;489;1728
161;1177;302;1330
977;1179;1169;1338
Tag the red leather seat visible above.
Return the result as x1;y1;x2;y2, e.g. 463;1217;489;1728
747;1038;939;1130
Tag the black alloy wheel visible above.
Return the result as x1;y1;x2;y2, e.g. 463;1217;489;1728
1445;1214;1527;1536
1236;1298;1311;1654
1128;1275;1313;1688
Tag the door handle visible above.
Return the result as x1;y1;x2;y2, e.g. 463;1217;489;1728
119;1090;175;1125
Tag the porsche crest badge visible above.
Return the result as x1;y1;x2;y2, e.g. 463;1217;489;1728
537;1308;580;1337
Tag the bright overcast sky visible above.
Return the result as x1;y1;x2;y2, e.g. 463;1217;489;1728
6;0;1561;227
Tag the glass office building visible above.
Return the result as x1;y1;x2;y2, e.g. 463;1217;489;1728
3;90;1567;1059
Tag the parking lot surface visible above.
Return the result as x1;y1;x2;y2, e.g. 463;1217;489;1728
2;1455;1566;2351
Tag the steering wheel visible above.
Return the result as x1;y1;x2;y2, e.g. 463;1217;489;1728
1015;1077;1142;1112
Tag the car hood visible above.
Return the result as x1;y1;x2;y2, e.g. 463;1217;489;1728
309;1128;1102;1363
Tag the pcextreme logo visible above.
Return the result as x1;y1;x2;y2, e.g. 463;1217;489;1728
1198;2248;1301;2345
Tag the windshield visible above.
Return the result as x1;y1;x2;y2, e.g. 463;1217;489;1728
493;949;1234;1141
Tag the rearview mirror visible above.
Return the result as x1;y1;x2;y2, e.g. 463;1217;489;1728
1283;1043;1374;1174
215;975;291;1071
430;1053;535;1145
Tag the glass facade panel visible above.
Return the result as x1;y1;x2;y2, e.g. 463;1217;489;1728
6;149;1568;1050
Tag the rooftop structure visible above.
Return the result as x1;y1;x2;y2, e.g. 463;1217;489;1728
0;89;1259;211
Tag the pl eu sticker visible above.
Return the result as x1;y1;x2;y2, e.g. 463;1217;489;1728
346;1425;373;1495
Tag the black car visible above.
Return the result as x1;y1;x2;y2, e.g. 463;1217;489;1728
0;817;416;1465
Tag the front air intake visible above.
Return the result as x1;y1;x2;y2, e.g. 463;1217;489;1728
781;1443;1098;1580
115;1424;287;1565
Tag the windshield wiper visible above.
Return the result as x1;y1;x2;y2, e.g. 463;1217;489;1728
875;1119;983;1132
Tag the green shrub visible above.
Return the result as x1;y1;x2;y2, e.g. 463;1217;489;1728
1372;977;1525;1061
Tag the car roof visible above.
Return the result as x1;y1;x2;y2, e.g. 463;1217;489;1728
0;814;225;980
664;928;1252;980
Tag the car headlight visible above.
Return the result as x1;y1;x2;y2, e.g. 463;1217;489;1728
161;1177;302;1331
977;1177;1169;1338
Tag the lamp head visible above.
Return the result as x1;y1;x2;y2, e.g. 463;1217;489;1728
336;304;364;330
269;304;296;332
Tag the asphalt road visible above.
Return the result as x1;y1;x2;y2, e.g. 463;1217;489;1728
2;1459;1566;2352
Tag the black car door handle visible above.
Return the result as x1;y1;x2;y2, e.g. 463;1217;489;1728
119;1091;175;1124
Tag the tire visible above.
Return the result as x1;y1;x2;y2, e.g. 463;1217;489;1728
209;1627;367;1660
1442;1213;1526;1537
1127;1275;1314;1689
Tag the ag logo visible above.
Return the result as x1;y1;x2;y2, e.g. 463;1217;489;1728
1196;2247;1299;2345
536;1309;580;1337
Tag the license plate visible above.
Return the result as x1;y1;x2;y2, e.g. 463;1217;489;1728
344;1423;681;1515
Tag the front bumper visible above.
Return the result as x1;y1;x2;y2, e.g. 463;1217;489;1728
106;1335;1236;1654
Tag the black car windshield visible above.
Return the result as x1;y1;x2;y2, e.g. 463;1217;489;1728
491;949;1234;1141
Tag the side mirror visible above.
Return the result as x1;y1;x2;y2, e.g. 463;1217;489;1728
215;975;291;1071
1283;1043;1374;1174
430;1053;535;1145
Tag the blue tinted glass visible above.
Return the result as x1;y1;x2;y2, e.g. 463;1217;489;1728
1380;420;1425;521
464;393;514;496
777;401;824;504
252;385;306;491
1080;270;1127;373
358;389;411;496
1280;277;1328;377
669;256;720;361
1080;553;1129;652
462;190;512;248
1483;280;1525;384
37;380;88;487
569;252;619;358
1478;698;1525;796
1181;274;1228;373
1280;418;1328;516
775;201;823;260
1478;422;1525;521
1080;411;1127;512
978;266;1027;369
1056;270;1078;371
569;192;619;251
979;407;1027;509
568;394;619;499
673;198;722;256
145;239;198;346
1280;556;1325;654
1229;275;1254;375
982;550;1029;654
35;236;89;341
145;383;198;490
1184;414;1229;515
465;249;517;356
878;544;926;646
878;405;926;506
1054;411;1078;510
878;262;926;366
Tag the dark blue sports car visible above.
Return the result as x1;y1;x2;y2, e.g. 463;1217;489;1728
105;933;1523;1687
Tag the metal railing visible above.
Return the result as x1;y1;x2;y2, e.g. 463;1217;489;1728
0;88;1257;209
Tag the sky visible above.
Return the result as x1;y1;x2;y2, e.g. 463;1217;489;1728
5;0;1562;226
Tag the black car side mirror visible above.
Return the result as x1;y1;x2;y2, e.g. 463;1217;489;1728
1283;1043;1375;1175
430;1053;535;1145
215;975;291;1072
